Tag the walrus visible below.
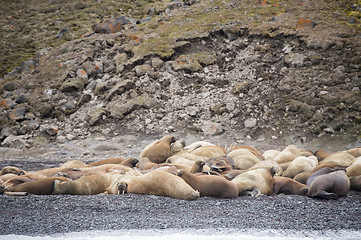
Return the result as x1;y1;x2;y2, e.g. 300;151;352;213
346;156;361;178
231;167;275;196
10;177;69;195
306;167;337;187
190;145;226;158
227;148;260;170
60;160;88;169
139;135;176;163
272;145;301;164
1;173;48;192
273;176;308;195
307;170;350;200
0;173;17;185
350;175;361;191
205;156;235;173
190;160;205;174
118;170;200;200
248;160;283;176
136;157;158;170
263;149;281;160
53;172;126;195
319;152;354;167
184;141;216;152
282;156;318;178
314;150;331;161
345;147;361;158
178;170;238;198
0;166;25;176
293;172;311;184
228;144;264;160
166;155;196;167
88;157;138;167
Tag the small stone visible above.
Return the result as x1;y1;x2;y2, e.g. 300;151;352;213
77;93;92;107
151;58;164;69
46;127;59;136
1;135;28;149
88;108;107;125
60;77;87;92
57;136;66;143
8;107;26;121
323;127;335;134
15;93;29;104
244;118;257;128
185;106;199;117
77;69;88;80
201;122;223;136
133;64;154;77
285;53;307;67
66;134;75;141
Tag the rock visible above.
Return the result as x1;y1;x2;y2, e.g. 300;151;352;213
93;143;120;151
20;59;36;73
92;16;134;34
110;96;157;119
323;127;335;134
114;53;128;74
0;127;11;140
93;82;108;95
56;135;66;143
77;69;88;80
88;108;107;125
297;18;316;28
86;81;98;91
1;135;28;149
15;93;29;104
27;120;40;130
38;104;53;118
46;127;59;136
60;77;87;92
244;118;257;128
4;82;16;91
77;93;92;107
66;134;75;141
133;64;155;77
8;107;26;121
201;122;223;136
185;106;199;117
106;80;135;101
285;53;308;67
233;82;249;94
151;57;164;68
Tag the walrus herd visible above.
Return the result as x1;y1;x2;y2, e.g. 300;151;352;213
1;135;360;200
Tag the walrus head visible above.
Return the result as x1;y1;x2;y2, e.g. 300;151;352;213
118;182;128;195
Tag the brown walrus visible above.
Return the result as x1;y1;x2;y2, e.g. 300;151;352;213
9;177;70;195
350;175;361;191
178;170;238;198
307;170;350;200
0;166;25;176
273;176;308;195
88;157;138;167
53;172;126;195
231;167;275;196
118;170;199;200
139;135;176;163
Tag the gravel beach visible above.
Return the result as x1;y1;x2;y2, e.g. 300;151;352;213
0;186;360;236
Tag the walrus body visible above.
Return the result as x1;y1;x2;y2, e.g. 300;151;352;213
119;170;199;200
350;175;361;191
88;157;138;167
231;167;275;196
282;156;318;178
0;166;25;176
273;176;308;195
307;170;350;199
190;146;226;158
319;152;354;167
227;148;260;170
140;135;176;163
272;145;300;164
293;172;311;184
53;173;125;195
346;156;361;178
178;170;238;198
11;177;69;195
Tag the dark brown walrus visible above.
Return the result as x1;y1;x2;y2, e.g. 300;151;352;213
307;170;350;200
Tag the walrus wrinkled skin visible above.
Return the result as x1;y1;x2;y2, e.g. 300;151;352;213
227;148;260;170
118;170;199;200
282;156;318;178
53;172;125;195
273;176;308;195
10;177;69;195
178;170;238;198
350;175;361;191
0;166;25;176
346;156;361;178
139;135;176;163
307;170;350;200
231;167;275;196
319;152;354;167
88;157;138;167
190;145;226;158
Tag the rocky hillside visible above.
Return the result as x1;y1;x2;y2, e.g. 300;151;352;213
0;0;360;151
